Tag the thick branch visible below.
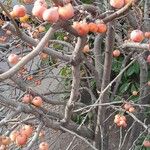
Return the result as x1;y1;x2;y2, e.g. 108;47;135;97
62;37;86;123
94;21;115;149
93;35;104;91
0;94;94;139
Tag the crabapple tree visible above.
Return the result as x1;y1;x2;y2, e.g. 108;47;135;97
0;0;149;149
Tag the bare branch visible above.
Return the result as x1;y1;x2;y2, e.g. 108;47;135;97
0;25;58;81
62;37;86;123
121;42;150;50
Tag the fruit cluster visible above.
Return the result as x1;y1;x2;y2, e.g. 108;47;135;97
8;0;108;38
72;21;107;36
123;102;135;113
7;125;48;149
9;125;33;147
114;114;127;127
114;102;136;127
32;0;74;23
9;0;73;25
112;29;150;58
130;30;150;42
22;94;43;107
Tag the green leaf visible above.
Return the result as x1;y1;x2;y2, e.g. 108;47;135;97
81;0;93;4
119;82;131;93
59;66;71;77
129;95;138;102
112;57;124;73
54;32;65;40
113;96;122;101
126;65;135;76
125;62;140;77
131;83;137;92
133;62;140;74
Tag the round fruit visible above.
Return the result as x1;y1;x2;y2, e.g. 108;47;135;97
9;131;19;142
115;114;121;119
97;23;107;33
20;125;33;137
114;114;121;124
8;54;19;65
113;50;121;57
38;26;45;32
120;116;127;122
15;133;27;146
58;3;74;20
13;5;26;17
143;140;150;147
22;94;33;103
72;22;89;36
114;117;120;124
82;44;90;53
43;7;59;23
23;0;34;4
122;121;127;128
117;120;127;127
88;22;98;33
132;91;138;96
123;103;131;111
63;36;68;41
39;142;49;150
32;5;46;20
1;136;11;145
130;30;144;42
110;0;125;9
147;55;150;63
128;107;135;113
147;81;150;86
32;96;43;107
10;11;16;18
114;118;120;124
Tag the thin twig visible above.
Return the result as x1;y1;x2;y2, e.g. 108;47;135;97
60;126;98;150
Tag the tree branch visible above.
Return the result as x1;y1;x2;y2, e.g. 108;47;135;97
62;37;86;123
94;21;115;150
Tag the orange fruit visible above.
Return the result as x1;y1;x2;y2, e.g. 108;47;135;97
32;96;43;107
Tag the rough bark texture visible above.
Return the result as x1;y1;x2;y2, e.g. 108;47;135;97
94;21;115;150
